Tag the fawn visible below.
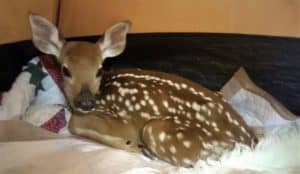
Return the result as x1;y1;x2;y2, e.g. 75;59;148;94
29;14;257;167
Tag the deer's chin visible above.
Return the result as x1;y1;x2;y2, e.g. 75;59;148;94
74;107;95;114
69;101;95;115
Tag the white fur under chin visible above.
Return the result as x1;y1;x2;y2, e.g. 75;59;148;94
176;125;300;174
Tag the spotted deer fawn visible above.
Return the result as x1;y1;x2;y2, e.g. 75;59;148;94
29;14;257;167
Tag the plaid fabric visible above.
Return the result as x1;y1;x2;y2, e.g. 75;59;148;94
41;109;67;133
38;55;68;133
39;55;64;91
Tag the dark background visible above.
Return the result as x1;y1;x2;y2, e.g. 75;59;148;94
0;33;299;114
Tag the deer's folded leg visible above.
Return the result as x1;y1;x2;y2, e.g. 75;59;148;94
141;118;202;167
141;117;248;167
69;114;142;153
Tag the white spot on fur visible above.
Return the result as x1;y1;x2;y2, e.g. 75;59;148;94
160;146;166;153
131;96;136;101
148;99;155;105
225;130;233;137
118;110;127;117
233;120;239;126
195;113;205;121
192;102;201;111
152;105;159;114
171;156;178;163
208;102;215;108
162;100;169;108
174;83;181;90
203;96;212;101
112;81;121;87
118;96;123;102
225;111;233;123
217;103;223;114
202;128;212;136
214;127;220;132
183;158;192;165
174;119;181;124
135;103;141;110
176;132;184;140
185;101;191;108
220;141;228;147
178;105;184;110
140;100;146;106
141;112;151;120
205;120;210;126
183;140;192;148
181;83;187;88
211;122;217;128
200;150;209;157
125;99;131;107
138;83;146;88
111;94;115;101
159;132;166;142
198;91;204;96
128;106;134;112
186;112;192;119
170;145;177;154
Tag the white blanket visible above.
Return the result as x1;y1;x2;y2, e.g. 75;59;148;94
1;118;299;174
0;57;299;174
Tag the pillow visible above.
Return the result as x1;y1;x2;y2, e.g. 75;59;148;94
220;67;298;129
0;55;71;134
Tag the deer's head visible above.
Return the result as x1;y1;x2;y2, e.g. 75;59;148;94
29;13;131;113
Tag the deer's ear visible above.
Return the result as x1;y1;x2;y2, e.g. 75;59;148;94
29;13;65;58
99;21;131;60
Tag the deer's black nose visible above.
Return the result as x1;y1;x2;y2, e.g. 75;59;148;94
74;87;95;112
76;99;95;111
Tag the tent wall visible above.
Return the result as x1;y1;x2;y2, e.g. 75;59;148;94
0;0;58;44
0;1;300;114
59;0;300;38
0;0;300;44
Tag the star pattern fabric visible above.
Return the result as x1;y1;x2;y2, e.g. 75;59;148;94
23;61;48;93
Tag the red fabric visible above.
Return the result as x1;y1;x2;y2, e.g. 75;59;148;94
39;55;64;91
39;55;67;133
41;109;67;133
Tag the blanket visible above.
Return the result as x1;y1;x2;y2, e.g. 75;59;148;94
0;56;299;174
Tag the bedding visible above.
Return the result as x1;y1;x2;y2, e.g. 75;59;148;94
0;56;70;133
1;56;300;174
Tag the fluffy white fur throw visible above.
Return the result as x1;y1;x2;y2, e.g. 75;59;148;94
174;121;300;174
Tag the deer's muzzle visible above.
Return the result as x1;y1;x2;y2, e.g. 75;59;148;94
74;86;95;112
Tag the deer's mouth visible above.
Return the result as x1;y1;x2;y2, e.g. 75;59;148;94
73;86;96;114
75;107;96;114
73;97;96;114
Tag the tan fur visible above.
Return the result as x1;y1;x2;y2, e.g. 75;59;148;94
60;42;103;108
29;14;257;167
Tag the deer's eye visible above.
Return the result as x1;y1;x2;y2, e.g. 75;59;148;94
62;66;72;78
96;68;103;78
